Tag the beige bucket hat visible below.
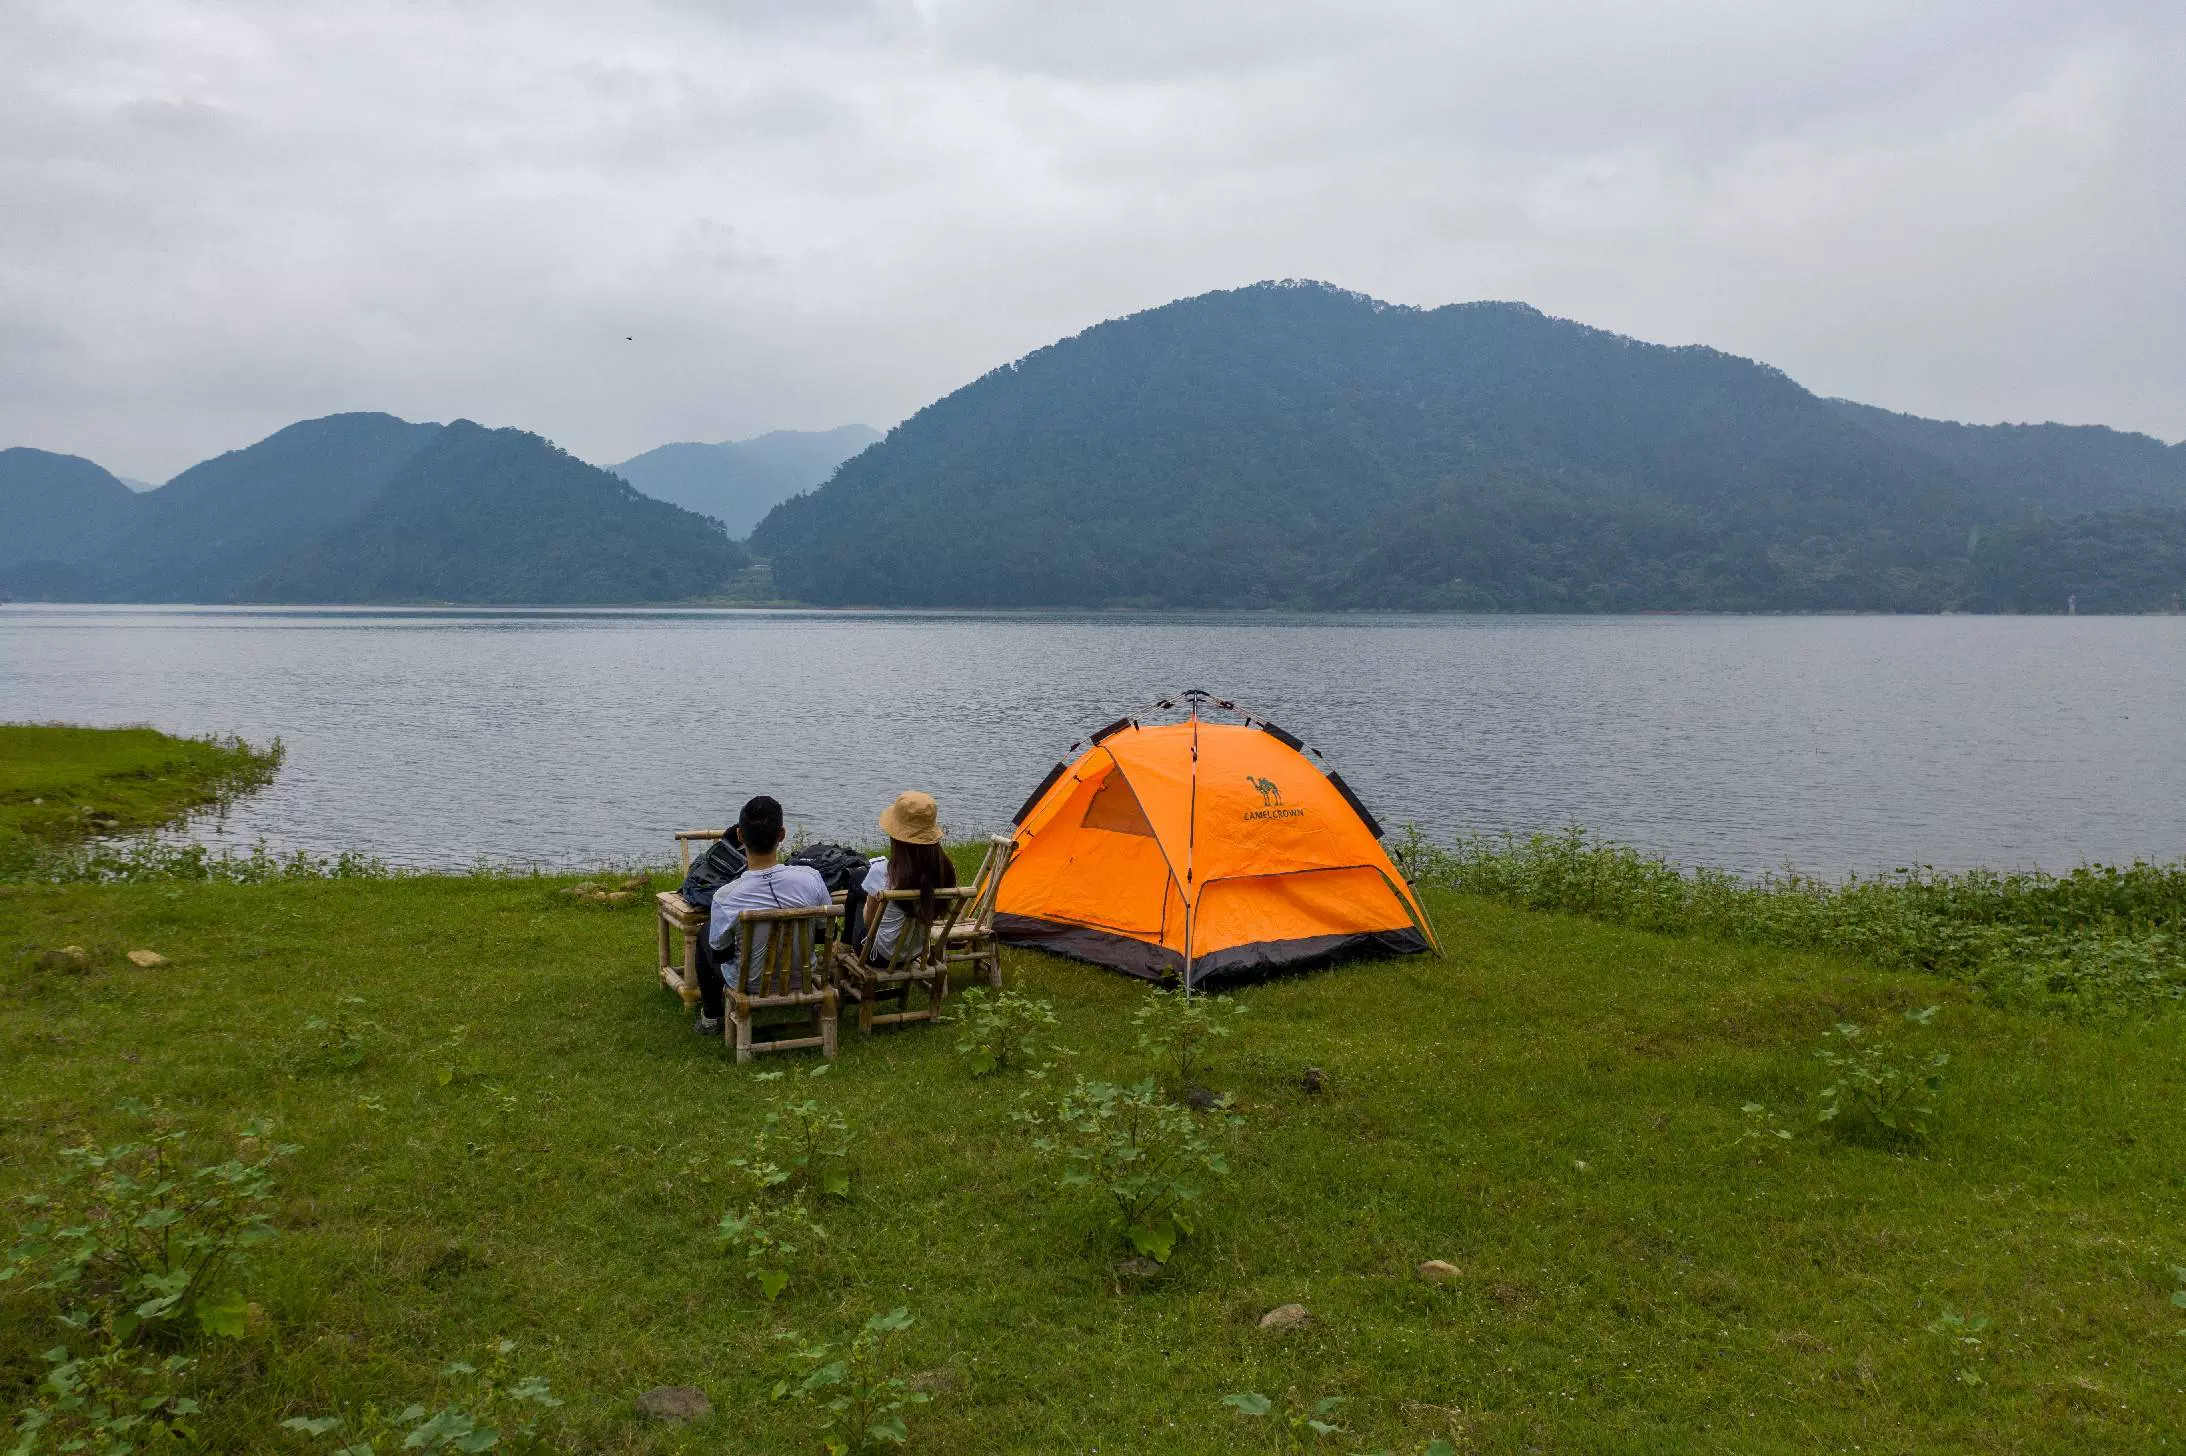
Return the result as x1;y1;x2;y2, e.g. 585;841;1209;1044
878;790;943;845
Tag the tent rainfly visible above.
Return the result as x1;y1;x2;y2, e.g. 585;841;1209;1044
994;692;1440;987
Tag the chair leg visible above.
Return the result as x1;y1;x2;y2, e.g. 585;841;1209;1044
731;993;753;1064
821;987;839;1060
681;927;703;1007
657;913;672;988
857;972;875;1035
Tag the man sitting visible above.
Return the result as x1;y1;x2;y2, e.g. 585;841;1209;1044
695;795;830;1036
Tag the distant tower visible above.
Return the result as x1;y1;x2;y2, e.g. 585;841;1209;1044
2067;593;2077;616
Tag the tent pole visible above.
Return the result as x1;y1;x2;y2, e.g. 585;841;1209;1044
1184;692;1200;998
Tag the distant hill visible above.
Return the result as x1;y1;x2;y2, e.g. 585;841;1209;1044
99;413;445;601
753;282;2186;612
253;422;745;603
611;425;880;536
2;415;745;604
1827;401;2186;516
0;448;139;570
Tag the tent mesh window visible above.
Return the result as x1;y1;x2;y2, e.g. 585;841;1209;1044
1080;771;1156;837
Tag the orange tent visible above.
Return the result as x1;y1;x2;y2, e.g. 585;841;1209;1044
995;693;1440;986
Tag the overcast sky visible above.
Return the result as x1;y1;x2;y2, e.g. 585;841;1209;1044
4;0;2182;481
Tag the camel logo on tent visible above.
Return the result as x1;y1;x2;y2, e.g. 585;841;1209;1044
1243;775;1304;821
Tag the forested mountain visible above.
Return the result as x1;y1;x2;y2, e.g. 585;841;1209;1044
0;448;139;570
99;413;444;601
1968;509;2186;613
1827;402;2186;516
253;422;745;603
610;424;879;536
753;282;2186;612
0;415;745;604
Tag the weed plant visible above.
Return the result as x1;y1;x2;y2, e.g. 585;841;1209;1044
1132;985;1248;1090
2;1102;294;1346
772;1308;927;1454
1222;1390;1348;1449
11;1344;200;1455
281;1340;562;1454
717;1198;827;1305
732;1068;854;1200
290;999;378;1076
1813;1008;1949;1142
1405;825;2186;1019
949;986;1063;1077
1018;1077;1238;1264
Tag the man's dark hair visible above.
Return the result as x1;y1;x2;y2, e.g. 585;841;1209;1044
737;795;786;855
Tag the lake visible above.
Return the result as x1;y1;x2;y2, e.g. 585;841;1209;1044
1;605;2180;876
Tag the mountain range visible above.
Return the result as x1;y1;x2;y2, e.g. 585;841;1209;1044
753;282;2186;613
6;282;2183;609
0;416;749;604
610;426;880;537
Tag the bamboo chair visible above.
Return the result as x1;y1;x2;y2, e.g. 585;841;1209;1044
654;829;728;1005
833;887;971;1035
938;835;1015;990
726;904;844;1063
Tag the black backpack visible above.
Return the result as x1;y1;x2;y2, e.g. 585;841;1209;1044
678;835;747;910
788;842;871;893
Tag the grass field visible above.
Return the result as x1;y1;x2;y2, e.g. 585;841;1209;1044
0;724;281;875
6;864;2184;1453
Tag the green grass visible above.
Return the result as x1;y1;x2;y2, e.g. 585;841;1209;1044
0;724;282;873
1404;826;2186;1022
6;872;2184;1453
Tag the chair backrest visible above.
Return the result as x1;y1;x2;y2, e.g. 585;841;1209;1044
676;828;727;875
960;834;1016;933
858;887;974;974
734;904;840;998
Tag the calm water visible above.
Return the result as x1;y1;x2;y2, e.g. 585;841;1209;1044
0;605;2180;876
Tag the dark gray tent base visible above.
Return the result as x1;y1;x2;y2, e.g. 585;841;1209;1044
994;914;1429;987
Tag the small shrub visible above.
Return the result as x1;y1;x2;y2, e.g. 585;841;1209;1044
2;1102;295;1345
291;997;378;1076
1926;1309;1991;1385
1222;1391;1347;1449
718;1196;826;1304
428;1025;483;1088
9;1345;200;1454
1814;1009;1948;1142
950;987;1064;1077
1132;987;1247;1091
281;1339;562;1453
1019;1077;1238;1263
1734;1101;1795;1152
735;1068;853;1200
772;1308;929;1454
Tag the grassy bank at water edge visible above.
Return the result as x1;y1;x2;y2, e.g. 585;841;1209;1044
5;865;2185;1453
0;724;281;875
1400;827;2186;1023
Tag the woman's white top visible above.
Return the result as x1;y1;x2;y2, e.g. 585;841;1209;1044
859;857;905;959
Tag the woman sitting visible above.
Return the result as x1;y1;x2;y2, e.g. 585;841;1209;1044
858;790;958;962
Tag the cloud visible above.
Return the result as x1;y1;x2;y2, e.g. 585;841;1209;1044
1;0;2181;479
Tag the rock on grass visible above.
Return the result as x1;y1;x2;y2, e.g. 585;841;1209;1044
635;1386;712;1423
